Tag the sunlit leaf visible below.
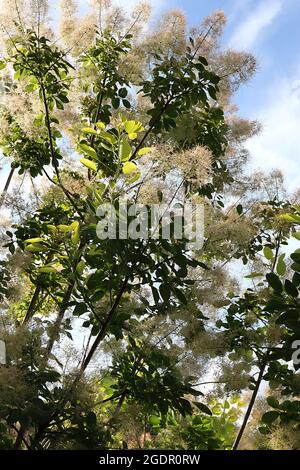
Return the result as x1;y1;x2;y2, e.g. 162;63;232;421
80;157;97;172
82;127;98;135
119;138;132;161
78;144;97;160
137;147;152;157
123;161;138;175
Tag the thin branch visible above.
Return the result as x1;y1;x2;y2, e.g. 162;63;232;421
0;167;15;210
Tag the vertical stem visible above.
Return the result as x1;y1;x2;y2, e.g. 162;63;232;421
79;277;129;374
232;232;282;450
23;285;42;325
0;167;15;209
14;427;23;450
232;355;268;450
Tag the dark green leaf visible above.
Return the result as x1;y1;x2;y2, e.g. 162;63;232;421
266;273;283;293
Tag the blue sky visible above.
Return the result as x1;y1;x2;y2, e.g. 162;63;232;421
92;0;300;191
178;0;300;190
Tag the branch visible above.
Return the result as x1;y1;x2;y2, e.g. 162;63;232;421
79;277;130;373
39;81;84;221
0;167;15;210
232;354;269;450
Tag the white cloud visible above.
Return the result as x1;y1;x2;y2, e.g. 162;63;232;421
246;69;300;191
229;0;282;50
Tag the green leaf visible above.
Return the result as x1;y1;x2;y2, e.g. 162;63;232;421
194;402;212;416
122;99;131;109
291;262;300;272
50;116;59;124
279;213;300;224
101;131;117;145
149;415;161;426
82;127;98;136
25;238;45;244
25;83;38;92
112;97;120;109
292;272;300;287
119;138;132;162
73;303;87;316
285;279;298;298
0;60;6;70
263;247;273;261
276;310;299;325
57;224;74;232
78;144;97;160
291;252;300;264
172;287;187;305
244;272;264;279
266;273;283;293
118;87;128;98
267;396;279;409
39;267;57;273
292;232;300;241
80;158;97;172
25;244;48;253
159;283;171;302
262;411;279;425
276;255;286;276
128;133;137;140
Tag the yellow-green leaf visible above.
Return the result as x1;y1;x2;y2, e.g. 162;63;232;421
101;131;117;145
76;261;86;275
57;224;74;232
25;83;38;93
71;222;80;244
78;144;97;160
25;237;45;244
263;247;273;261
128;133;137;140
71;221;80;231
80;158;97;172
276;255;286;276
39;267;57;273
124;120;143;135
25;244;48;253
82;127;98;136
244;272;264;279
292;232;300;241
137;147;152;157
125;120;137;134
96;122;105;130
119;138;132;161
123;161;138;175
278;213;300;224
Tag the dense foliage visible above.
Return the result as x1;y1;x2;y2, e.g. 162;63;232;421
0;0;300;451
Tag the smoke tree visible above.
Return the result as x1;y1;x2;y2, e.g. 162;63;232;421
0;0;299;451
